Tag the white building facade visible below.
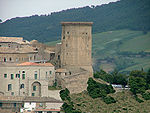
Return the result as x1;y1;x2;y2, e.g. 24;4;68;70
0;62;55;97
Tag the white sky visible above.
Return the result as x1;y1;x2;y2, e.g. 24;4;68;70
0;0;118;22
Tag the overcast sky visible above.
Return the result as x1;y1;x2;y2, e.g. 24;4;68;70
0;0;118;22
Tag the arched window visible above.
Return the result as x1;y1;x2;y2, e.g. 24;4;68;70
20;84;24;89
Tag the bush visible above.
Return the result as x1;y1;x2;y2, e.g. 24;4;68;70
87;78;115;99
102;96;116;104
59;88;70;101
62;102;81;113
142;92;150;100
134;95;144;103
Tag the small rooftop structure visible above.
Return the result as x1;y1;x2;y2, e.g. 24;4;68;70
61;22;93;26
0;37;29;44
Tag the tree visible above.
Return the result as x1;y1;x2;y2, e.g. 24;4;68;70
129;76;147;94
59;88;70;101
130;70;146;78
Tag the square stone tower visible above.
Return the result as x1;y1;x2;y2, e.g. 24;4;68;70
60;22;93;74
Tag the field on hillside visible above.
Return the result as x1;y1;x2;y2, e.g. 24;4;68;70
71;91;150;113
46;29;150;73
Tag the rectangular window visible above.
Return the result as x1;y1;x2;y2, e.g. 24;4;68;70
22;71;25;79
49;71;52;75
34;71;37;79
22;74;25;79
34;74;37;79
11;92;14;96
11;74;14;79
18;74;20;78
32;93;35;96
14;103;16;107
0;103;2;107
16;74;20;78
8;84;12;91
4;74;7;78
33;86;36;91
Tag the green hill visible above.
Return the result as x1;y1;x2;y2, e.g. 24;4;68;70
0;0;150;42
46;29;150;72
92;29;150;72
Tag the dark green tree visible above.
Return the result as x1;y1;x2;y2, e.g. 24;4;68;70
129;76;147;94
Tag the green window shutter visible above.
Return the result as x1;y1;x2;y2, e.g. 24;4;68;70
33;86;36;91
32;93;35;96
22;74;25;79
4;74;7;78
0;103;2;107
18;74;20;78
34;74;37;79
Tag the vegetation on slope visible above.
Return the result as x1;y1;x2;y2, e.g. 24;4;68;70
92;29;150;72
70;91;150;113
59;69;150;112
0;0;150;42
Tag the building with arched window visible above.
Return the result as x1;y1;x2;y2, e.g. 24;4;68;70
0;62;55;97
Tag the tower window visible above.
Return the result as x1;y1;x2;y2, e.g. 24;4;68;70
8;84;12;91
67;31;69;34
58;55;60;60
63;36;65;39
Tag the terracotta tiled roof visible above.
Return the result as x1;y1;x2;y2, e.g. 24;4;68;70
17;62;53;67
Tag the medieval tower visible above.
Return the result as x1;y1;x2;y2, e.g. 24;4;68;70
55;22;93;93
60;22;93;74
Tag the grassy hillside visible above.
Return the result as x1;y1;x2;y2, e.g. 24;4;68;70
71;91;150;113
92;29;150;72
46;29;150;73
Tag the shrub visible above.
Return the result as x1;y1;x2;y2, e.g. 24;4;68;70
102;96;116;104
134;95;144;103
142;92;150;100
87;78;115;99
59;88;70;101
